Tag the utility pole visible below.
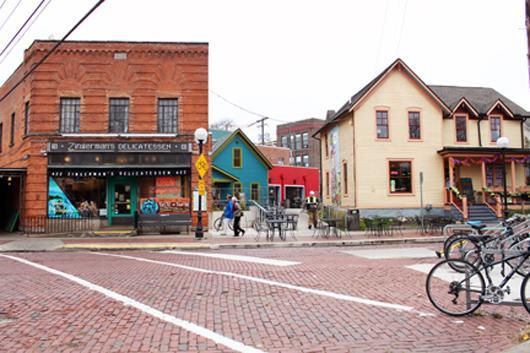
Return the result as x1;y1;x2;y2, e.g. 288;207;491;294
248;117;269;144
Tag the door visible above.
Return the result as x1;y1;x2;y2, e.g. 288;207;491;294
108;177;137;226
268;185;280;207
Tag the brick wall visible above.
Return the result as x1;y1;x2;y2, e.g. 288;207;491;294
256;145;290;165
276;118;324;168
0;40;209;226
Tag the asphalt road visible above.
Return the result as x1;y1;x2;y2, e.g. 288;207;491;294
0;245;528;353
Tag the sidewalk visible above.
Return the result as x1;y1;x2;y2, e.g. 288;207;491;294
0;228;444;252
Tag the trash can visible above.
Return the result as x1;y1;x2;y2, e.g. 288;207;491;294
345;209;360;231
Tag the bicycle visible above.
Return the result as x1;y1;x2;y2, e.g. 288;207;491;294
213;215;233;232
426;232;530;316
443;215;530;275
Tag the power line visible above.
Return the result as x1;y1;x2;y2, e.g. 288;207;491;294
209;89;267;118
0;0;106;103
0;0;8;12
0;0;52;66
0;0;48;60
375;0;389;70
395;0;408;57
0;0;23;33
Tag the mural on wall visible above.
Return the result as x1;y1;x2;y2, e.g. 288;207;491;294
329;126;341;205
47;177;80;218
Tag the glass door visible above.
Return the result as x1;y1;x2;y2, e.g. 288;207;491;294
108;177;137;226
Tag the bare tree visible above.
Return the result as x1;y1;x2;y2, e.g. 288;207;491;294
210;118;236;131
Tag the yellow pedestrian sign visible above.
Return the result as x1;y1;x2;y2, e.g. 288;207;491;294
195;153;209;178
198;180;206;195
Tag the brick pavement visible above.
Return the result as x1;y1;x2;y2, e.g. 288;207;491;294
1;246;527;352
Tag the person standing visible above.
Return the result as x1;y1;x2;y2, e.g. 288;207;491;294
221;194;233;235
304;191;319;229
232;196;245;236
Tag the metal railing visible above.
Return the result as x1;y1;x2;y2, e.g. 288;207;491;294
22;213;100;234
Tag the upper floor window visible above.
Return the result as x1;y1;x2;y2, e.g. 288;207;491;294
157;98;178;133
9;113;15;147
24;101;30;135
455;115;467;142
233;147;242;168
324;134;329;157
389;161;412;193
408;112;420;140
109;98;129;133
490;116;501;142
303;155;309;167
295;134;302;149
376;111;389;139
60;98;81;133
302;132;309;148
290;135;295;149
325;171;330;197
295;155;302;166
281;136;288;148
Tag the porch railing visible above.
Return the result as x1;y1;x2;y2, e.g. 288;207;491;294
22;214;100;235
482;192;502;219
449;188;468;220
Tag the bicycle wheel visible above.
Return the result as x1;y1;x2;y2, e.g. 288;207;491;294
507;237;530;276
214;217;223;231
521;271;530;314
444;235;480;271
426;259;485;316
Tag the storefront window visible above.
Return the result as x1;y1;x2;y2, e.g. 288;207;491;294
389;161;412;193
48;177;106;217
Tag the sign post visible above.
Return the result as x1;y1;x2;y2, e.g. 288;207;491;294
420;171;424;234
194;128;209;239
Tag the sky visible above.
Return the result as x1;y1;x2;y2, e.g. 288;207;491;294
0;0;528;142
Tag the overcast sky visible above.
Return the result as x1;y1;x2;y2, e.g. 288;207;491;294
0;0;528;142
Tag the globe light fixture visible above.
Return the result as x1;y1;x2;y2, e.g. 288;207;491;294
194;127;208;144
194;127;208;239
496;136;509;149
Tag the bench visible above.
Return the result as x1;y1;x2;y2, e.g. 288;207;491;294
135;213;192;234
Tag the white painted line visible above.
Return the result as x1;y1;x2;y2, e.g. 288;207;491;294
163;250;300;267
0;254;267;353
93;252;419;313
344;247;436;259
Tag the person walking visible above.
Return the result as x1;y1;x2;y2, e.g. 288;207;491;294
304;191;319;229
232;196;245;236
221;194;233;235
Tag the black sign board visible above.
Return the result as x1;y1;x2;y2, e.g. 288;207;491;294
48;141;191;153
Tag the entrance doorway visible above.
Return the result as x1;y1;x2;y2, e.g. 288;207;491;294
0;173;23;231
108;177;137;226
285;186;304;208
268;185;280;207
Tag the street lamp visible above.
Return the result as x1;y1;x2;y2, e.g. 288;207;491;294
496;136;509;220
194;127;208;239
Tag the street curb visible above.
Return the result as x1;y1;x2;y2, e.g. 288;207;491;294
56;236;444;252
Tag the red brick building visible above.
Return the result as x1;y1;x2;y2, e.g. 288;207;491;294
268;165;320;208
276;118;324;169
256;144;290;165
0;40;209;233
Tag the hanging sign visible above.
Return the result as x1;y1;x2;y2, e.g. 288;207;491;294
198;180;206;195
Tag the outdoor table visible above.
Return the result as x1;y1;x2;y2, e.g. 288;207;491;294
320;218;342;238
266;218;288;241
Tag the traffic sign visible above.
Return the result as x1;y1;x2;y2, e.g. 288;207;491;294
198;180;206;195
195;153;209;178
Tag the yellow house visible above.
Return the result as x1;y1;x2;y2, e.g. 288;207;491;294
313;59;530;221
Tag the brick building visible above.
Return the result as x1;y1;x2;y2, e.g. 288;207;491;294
256;144;290;165
0;40;209;232
276;118;324;168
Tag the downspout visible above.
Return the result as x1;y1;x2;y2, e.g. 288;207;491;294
477;116;482;147
521;118;526;148
351;112;357;208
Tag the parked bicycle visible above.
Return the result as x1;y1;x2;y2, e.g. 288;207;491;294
426;228;530;316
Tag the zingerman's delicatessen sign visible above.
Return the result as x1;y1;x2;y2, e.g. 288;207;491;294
46;141;193;220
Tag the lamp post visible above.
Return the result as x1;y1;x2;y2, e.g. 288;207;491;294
194;127;208;239
496;136;510;220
